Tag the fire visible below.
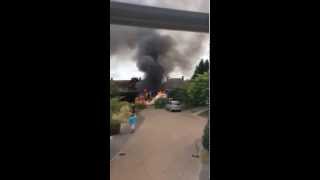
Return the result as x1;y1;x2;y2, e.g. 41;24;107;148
156;90;166;97
146;89;167;105
135;89;168;106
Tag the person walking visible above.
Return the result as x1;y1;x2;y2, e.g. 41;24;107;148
128;112;137;133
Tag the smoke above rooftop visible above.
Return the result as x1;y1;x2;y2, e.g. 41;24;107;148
110;0;209;92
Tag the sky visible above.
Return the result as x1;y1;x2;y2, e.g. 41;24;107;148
110;0;210;80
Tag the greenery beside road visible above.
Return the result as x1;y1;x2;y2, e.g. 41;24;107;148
154;98;168;109
202;122;209;151
169;72;209;108
168;59;209;108
134;103;146;110
168;60;210;152
110;81;132;135
110;59;210;137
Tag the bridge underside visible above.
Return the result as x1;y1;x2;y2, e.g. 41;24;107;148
110;2;209;33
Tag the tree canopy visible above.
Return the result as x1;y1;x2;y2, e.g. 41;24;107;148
169;72;209;107
187;72;209;106
192;59;209;79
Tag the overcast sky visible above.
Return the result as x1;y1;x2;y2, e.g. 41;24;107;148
110;0;210;80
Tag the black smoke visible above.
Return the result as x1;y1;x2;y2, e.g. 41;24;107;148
110;0;209;92
135;32;174;92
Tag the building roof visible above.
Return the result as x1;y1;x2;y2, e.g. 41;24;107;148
163;78;186;90
113;80;131;88
112;79;139;92
112;77;188;92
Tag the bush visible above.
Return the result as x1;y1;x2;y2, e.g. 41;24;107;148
120;101;131;107
154;98;168;109
186;73;209;107
110;98;121;114
110;120;121;135
169;88;188;103
202;122;209;151
135;103;146;110
112;101;131;123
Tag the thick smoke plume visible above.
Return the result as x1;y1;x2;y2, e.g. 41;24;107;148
110;0;209;92
136;32;175;92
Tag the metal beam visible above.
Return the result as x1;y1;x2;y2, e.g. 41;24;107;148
110;2;209;33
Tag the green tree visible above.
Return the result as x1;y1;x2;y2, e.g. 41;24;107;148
154;98;168;109
187;72;209;106
169;88;188;102
110;97;121;114
204;59;209;73
193;59;203;79
192;59;210;79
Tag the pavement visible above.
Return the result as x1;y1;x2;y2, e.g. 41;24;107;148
199;162;210;180
110;108;207;180
110;114;144;160
189;106;209;116
196;140;210;180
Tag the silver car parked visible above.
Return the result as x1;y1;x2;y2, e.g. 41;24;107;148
166;100;182;112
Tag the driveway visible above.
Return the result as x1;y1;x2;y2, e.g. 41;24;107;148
110;114;144;160
110;108;207;180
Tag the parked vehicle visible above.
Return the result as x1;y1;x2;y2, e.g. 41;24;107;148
166;100;182;112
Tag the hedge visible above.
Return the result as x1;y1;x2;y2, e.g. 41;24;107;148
202;122;209;151
135;103;146;110
110;120;121;135
154;98;168;109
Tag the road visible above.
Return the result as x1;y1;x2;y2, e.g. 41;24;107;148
110;108;207;180
110;114;145;160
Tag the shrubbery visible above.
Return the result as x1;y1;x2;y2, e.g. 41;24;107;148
169;88;188;103
135;103;146;110
110;120;121;135
111;100;132;123
166;73;209;108
110;98;121;114
202;122;209;151
154;98;168;109
186;73;209;107
110;98;131;135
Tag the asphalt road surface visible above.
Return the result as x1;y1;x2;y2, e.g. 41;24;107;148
110;108;207;180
